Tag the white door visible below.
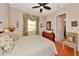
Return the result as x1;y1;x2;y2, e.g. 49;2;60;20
56;16;64;40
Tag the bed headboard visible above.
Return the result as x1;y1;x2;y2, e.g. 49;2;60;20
42;31;55;42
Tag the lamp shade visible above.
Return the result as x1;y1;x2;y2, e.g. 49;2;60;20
8;25;15;32
4;25;15;32
4;28;9;32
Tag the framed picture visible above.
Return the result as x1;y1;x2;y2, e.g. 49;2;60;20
71;21;78;27
40;23;43;28
46;21;51;30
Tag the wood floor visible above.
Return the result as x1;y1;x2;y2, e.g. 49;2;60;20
55;41;79;56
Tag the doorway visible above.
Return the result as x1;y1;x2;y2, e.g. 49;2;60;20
56;13;66;40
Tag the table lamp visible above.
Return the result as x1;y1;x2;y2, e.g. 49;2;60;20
4;25;15;37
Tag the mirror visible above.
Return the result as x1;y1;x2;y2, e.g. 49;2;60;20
46;21;51;30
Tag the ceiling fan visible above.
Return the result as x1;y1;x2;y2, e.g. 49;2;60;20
32;3;51;13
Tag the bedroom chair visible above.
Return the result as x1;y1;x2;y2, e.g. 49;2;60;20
62;32;78;56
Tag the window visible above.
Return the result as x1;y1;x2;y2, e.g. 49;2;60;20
28;19;36;31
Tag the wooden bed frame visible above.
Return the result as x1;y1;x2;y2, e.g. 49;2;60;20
42;31;55;42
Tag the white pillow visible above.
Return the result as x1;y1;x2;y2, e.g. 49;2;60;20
0;40;5;47
0;35;9;41
67;36;73;42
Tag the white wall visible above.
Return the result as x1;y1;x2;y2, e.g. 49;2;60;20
45;4;79;51
39;16;46;35
0;3;10;30
10;7;45;36
10;7;23;36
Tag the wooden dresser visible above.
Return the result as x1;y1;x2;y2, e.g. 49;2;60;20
42;31;55;42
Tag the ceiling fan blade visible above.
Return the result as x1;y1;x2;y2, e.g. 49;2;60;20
40;9;43;12
38;3;42;6
43;6;51;10
38;3;48;6
32;6;40;8
42;3;48;6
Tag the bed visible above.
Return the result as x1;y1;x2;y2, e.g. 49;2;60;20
0;34;57;56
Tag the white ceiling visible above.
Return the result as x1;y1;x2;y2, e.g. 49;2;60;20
9;3;69;16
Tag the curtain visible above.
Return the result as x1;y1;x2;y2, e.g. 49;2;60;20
23;14;28;36
36;17;39;35
23;14;40;36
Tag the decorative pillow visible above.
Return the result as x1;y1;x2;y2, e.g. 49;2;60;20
67;36;74;42
0;35;14;53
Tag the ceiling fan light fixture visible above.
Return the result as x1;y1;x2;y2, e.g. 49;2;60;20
32;3;51;13
40;6;43;9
